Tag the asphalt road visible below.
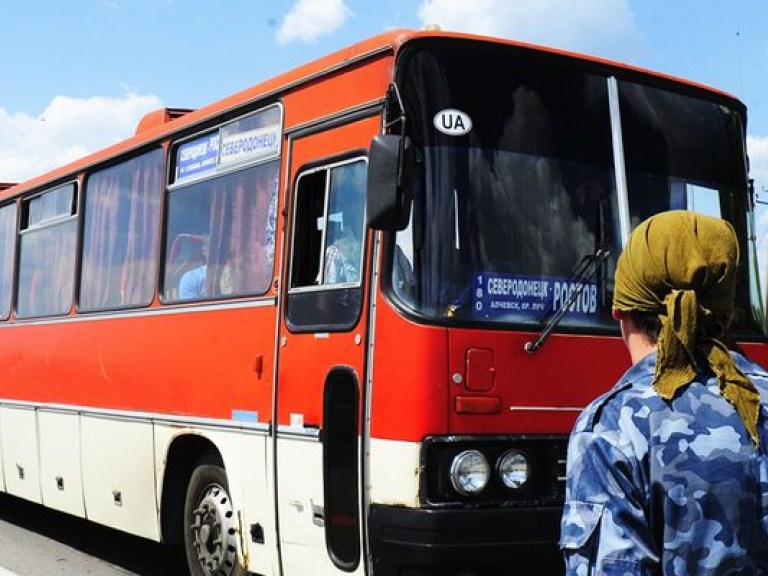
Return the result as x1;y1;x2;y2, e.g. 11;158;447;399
0;493;188;576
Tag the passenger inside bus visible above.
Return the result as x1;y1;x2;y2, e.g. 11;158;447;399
166;233;207;300
179;256;207;298
323;218;360;285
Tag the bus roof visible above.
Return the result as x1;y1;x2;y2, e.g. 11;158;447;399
0;28;742;201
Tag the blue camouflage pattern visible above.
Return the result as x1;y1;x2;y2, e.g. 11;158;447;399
561;351;768;575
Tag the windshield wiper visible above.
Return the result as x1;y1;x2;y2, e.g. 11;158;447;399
524;248;610;353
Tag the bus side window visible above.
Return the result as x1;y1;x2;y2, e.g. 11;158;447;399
80;149;163;311
0;202;16;320
325;162;365;285
162;162;279;302
287;158;367;332
290;161;366;289
17;184;78;318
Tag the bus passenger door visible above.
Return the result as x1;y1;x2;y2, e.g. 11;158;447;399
276;117;377;575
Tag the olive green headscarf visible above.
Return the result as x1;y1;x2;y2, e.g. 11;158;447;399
613;210;760;445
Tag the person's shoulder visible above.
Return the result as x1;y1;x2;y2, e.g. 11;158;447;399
733;351;768;374
733;351;768;391
179;265;205;290
326;243;343;258
573;354;657;434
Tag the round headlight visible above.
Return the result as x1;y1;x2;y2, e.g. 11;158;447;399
449;449;490;496
497;449;529;489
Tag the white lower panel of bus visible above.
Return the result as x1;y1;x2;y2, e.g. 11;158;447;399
275;435;421;575
0;406;40;503
277;435;364;576
0;401;280;574
39;409;85;516
81;415;160;540
0;403;423;575
368;438;421;508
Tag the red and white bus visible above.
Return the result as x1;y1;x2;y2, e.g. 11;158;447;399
0;29;765;576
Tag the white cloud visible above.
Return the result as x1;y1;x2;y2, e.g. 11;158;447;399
417;0;645;61
277;0;352;45
0;92;163;184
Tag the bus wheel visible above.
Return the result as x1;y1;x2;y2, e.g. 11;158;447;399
184;463;245;576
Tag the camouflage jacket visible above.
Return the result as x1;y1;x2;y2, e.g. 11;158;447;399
560;351;768;575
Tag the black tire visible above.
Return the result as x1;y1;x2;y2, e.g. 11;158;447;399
183;463;246;576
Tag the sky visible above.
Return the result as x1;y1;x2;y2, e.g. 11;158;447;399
1;0;767;255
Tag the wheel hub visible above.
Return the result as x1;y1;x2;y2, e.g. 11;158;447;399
190;483;238;575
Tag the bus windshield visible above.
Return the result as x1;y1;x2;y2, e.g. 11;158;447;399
390;39;764;336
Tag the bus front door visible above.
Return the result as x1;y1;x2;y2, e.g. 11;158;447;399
276;115;378;575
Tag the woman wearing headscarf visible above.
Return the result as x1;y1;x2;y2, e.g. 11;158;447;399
560;211;768;574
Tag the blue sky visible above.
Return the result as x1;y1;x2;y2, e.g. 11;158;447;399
1;0;767;245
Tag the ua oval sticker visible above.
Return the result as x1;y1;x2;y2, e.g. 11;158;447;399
433;108;473;136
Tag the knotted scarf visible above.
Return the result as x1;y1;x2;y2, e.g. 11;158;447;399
613;210;760;445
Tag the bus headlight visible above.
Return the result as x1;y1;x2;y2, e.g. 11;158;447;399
497;449;529;489
449;449;490;496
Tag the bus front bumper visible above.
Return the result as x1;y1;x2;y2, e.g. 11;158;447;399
368;503;563;576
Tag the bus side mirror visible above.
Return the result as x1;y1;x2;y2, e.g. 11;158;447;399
366;134;414;231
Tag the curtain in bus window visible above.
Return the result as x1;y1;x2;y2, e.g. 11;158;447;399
123;152;163;303
208;165;278;297
17;220;77;317
0;203;16;319
164;161;279;301
80;149;163;311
